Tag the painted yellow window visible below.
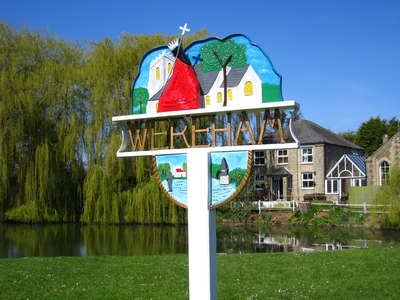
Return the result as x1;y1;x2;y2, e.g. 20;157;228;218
244;81;253;96
206;95;210;105
156;67;161;80
217;92;223;103
168;62;172;74
228;89;233;100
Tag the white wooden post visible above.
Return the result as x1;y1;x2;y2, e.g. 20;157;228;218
187;149;217;300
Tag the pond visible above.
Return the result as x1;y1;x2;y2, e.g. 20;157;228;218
1;223;400;258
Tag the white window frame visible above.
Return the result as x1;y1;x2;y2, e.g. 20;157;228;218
254;151;265;166
325;179;338;194
302;172;314;189
351;178;367;187
277;149;288;165
301;147;313;164
379;161;390;185
254;174;265;190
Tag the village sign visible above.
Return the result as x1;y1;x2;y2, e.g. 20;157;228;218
113;24;300;300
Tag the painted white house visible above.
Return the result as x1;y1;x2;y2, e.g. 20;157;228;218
174;168;187;178
194;64;262;108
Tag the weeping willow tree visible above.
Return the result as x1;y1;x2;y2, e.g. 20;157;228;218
0;20;208;223
80;31;208;224
0;22;86;222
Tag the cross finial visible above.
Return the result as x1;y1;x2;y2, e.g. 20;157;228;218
179;23;190;36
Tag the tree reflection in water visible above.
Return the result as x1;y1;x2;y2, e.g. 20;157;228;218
1;223;400;258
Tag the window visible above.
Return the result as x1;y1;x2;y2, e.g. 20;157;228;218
205;95;210;106
168;62;172;74
254;151;265;166
228;89;233;100
351;178;366;186
217;92;222;103
244;81;253;96
326;179;338;194
302;172;314;189
380;161;390;185
156;67;160;80
254;175;265;190
277;150;288;164
301;148;313;163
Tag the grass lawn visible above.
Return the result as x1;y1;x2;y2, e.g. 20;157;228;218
1;246;399;299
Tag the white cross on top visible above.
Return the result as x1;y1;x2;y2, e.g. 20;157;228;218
179;23;190;36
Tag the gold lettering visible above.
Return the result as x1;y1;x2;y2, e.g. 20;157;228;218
128;121;148;151
122;109;288;152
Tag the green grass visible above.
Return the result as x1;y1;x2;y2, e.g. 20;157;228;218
1;247;400;299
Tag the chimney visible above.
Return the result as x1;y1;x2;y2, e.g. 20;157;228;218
383;134;389;144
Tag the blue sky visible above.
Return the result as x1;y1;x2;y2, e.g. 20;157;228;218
1;0;399;133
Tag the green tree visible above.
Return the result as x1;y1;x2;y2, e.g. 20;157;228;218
0;21;207;224
0;22;86;222
354;116;389;155
387;117;399;137
338;131;357;144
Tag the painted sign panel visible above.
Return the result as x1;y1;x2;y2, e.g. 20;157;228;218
153;151;252;209
131;33;283;115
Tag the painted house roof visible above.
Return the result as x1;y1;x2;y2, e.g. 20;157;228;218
193;64;220;95
265;119;363;150
223;65;251;88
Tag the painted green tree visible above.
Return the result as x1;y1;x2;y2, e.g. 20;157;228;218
158;163;171;181
132;87;149;114
199;38;247;73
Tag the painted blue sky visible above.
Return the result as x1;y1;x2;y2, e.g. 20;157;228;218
1;0;399;133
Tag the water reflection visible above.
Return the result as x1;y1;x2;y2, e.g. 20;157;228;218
216;225;400;254
1;223;399;258
0;223;188;258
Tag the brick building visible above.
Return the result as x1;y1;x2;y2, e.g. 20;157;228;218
253;119;364;202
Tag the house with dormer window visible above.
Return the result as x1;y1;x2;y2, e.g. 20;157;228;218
252;119;365;202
